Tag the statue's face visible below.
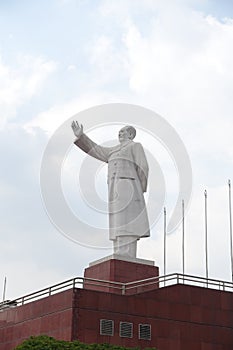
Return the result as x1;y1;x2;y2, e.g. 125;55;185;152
118;127;131;143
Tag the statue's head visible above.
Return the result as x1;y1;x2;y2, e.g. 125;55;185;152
118;125;136;143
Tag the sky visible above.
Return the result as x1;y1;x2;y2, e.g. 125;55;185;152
1;0;233;300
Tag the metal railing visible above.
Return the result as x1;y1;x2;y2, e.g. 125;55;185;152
1;273;233;310
0;277;124;309
124;273;233;292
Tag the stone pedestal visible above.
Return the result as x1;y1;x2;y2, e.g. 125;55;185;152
84;255;159;294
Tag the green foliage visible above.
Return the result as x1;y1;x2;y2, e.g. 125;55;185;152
15;335;69;350
15;335;157;350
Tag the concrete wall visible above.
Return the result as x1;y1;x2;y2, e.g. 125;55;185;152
0;289;73;350
73;284;233;349
0;284;233;350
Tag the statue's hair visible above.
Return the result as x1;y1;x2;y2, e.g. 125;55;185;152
125;125;136;140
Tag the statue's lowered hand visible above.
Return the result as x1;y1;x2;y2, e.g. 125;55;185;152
71;121;83;138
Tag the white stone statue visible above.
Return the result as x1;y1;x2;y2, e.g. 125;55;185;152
71;121;150;258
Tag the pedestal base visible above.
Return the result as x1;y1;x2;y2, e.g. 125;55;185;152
84;255;159;294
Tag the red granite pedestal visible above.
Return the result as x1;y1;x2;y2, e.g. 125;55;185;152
84;256;159;294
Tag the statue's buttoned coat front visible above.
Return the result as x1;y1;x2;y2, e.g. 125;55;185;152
74;133;150;241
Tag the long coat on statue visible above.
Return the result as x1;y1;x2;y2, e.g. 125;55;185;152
74;133;150;241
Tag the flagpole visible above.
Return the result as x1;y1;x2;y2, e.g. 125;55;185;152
228;180;233;282
204;190;209;287
182;199;185;279
164;207;167;286
2;277;6;303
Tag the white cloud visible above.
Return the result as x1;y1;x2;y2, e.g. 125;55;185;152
117;4;233;168
123;10;233;96
67;64;77;71
25;91;133;135
85;0;233;159
0;54;57;129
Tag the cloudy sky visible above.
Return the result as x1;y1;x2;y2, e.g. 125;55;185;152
1;0;233;300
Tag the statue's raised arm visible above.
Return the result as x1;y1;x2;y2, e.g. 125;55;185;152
71;121;83;139
71;121;110;163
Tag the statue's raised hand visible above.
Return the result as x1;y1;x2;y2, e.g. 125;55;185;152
71;121;83;138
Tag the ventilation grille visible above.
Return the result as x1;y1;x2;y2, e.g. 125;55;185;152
100;319;114;336
119;322;133;338
139;324;151;340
